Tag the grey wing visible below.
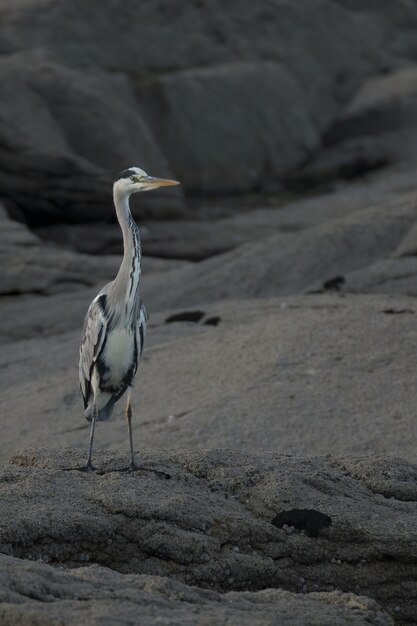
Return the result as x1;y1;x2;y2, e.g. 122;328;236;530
79;295;107;409
136;302;148;362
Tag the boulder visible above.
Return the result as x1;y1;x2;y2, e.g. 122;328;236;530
0;53;184;224
1;447;416;621
393;218;417;258
325;65;417;165
341;257;417;296
0;205;189;297
286;137;389;190
0;554;391;626
141;62;320;193
0;209;119;295
0;135;111;225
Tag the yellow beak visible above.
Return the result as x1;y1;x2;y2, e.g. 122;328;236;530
147;177;181;188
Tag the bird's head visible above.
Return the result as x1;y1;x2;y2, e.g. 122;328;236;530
114;167;180;194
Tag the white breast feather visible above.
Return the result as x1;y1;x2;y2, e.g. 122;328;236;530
103;327;135;385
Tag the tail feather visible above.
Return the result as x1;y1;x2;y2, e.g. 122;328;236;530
84;396;116;422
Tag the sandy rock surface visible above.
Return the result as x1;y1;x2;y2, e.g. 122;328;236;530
2;447;417;623
0;555;392;626
2;294;417;469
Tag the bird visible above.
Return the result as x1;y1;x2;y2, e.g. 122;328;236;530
79;167;180;472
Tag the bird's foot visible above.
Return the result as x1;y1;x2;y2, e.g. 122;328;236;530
127;462;171;479
79;461;96;473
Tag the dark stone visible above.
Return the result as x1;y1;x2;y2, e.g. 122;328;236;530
323;276;346;291
382;308;414;315
165;310;205;323
272;508;332;537
204;316;221;326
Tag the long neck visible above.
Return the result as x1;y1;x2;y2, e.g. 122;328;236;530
110;185;142;321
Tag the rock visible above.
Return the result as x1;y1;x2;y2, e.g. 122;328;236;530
0;207;190;297
34;222;127;255
393;220;417;257
30;162;417;262
1;446;415;622
35;219;205;261
3;294;417;469
141;218;267;261
1;1;417;202
287;137;389;190
0;291;96;343
325;65;417;165
0;203;38;247
341;257;417;296
35;217;282;261
142;61;320;193
0;556;391;626
0;53;185;224
140;191;417;309
0;136;111;225
0;210;119;295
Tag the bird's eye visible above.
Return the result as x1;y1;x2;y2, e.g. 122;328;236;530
130;175;136;182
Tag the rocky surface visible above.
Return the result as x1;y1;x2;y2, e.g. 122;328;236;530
0;204;191;296
140;188;417;308
326;65;417;164
2;447;417;623
2;294;417;471
0;554;391;626
0;205;119;295
33;163;417;261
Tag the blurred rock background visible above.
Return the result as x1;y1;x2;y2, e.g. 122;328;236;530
0;0;417;226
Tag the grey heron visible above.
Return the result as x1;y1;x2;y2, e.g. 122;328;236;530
79;167;180;471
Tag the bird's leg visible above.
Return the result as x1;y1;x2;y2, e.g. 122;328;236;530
124;390;170;478
82;404;97;472
126;389;138;471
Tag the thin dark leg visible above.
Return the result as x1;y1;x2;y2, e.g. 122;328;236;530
126;390;137;471
124;391;170;478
